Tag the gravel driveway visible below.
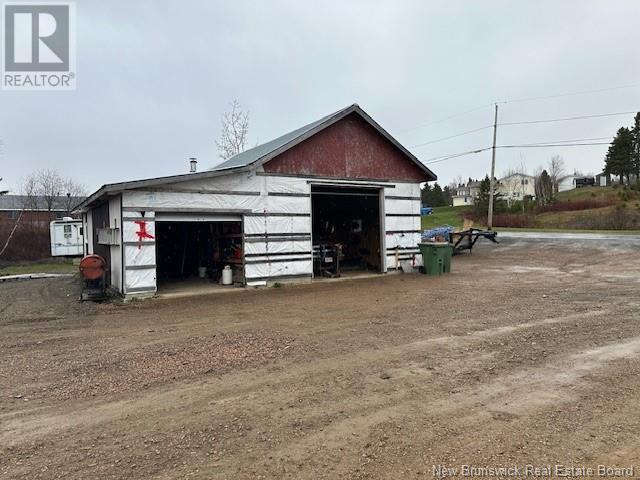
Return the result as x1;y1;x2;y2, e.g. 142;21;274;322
1;238;639;479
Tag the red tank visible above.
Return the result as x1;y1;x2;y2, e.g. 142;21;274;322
79;254;106;281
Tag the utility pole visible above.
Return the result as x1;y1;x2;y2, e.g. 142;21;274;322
487;103;498;230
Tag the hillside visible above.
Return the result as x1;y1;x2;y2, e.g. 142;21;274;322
421;206;471;230
422;186;640;232
535;186;640;230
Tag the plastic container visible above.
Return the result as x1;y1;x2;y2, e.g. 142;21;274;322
418;242;453;276
197;267;207;278
221;265;233;285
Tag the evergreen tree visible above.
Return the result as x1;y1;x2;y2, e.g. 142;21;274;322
631;112;640;182
442;185;453;206
420;183;432;206
474;175;491;216
430;183;445;207
605;127;634;184
421;182;448;206
535;170;554;205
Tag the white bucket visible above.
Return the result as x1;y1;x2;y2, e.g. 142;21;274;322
221;265;233;285
197;267;206;278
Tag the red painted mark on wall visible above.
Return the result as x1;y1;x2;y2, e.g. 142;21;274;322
134;220;154;249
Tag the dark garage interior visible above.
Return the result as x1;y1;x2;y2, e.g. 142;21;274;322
155;221;243;287
311;185;382;276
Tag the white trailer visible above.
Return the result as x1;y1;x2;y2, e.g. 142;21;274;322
50;217;84;257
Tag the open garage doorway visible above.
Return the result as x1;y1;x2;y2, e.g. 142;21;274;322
154;214;244;294
311;185;383;278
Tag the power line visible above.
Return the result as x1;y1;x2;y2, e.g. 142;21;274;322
400;103;494;133
423;147;491;165
498;142;610;148
499;110;638;127
400;82;640;133
410;112;634;150
421;139;613;166
409;125;493;148
497;82;640;105
498;136;610;146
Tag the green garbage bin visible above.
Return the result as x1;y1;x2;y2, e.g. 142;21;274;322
441;243;452;273
418;242;453;276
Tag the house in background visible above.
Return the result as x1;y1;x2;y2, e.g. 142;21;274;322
595;172;612;187
452;179;481;207
496;173;535;205
77;104;437;298
558;174;595;192
0;194;85;224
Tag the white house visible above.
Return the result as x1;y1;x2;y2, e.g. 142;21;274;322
496;173;535;204
558;174;596;191
452;179;481;207
77;104;437;298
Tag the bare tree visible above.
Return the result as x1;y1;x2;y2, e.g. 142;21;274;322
35;169;64;212
21;169;86;214
0;177;7;196
548;155;565;195
215;100;250;160
62;178;87;213
20;173;40;211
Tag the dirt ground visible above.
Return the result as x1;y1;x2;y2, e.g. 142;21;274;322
2;238;640;479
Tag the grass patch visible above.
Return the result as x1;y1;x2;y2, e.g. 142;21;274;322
556;186;618;202
0;261;77;276
421;206;471;230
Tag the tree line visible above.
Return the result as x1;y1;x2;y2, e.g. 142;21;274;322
421;183;453;207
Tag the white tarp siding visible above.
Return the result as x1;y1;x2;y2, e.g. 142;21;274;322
125;190;263;212
108;195;123;291
388;183;420;197
102;175;424;295
245;259;313;280
386;232;421;249
125;268;156;291
244;215;310;235
383;183;422;270
384;215;420;232
384;198;420;214
244;240;312;255
125;244;155;267
121;209;157;294
122;217;156;243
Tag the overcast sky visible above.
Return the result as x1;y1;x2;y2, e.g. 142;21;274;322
1;0;640;194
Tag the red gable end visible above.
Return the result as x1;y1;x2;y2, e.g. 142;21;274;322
263;113;430;182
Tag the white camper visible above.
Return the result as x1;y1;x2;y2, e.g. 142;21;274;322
50;217;84;257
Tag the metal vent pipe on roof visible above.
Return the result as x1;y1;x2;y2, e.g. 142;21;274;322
189;157;197;173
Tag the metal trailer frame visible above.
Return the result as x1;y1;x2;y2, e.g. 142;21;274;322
450;228;499;255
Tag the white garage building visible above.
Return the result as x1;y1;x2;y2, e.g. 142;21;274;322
77;104;436;297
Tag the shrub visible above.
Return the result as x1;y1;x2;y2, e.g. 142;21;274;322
491;213;537;228
0;221;51;261
536;199;614;213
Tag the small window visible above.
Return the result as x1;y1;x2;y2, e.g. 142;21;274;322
63;224;72;238
7;210;19;220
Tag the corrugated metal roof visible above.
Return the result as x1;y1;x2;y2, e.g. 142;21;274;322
0;194;86;211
